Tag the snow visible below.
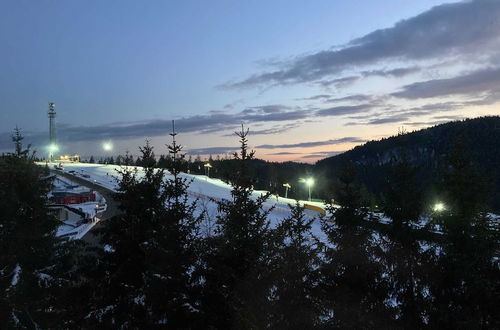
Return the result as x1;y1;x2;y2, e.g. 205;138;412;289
47;162;327;210
11;264;21;286
56;219;100;240
40;162;499;242
11;312;20;325
85;305;115;320
46;163;330;240
36;272;53;287
45;173;108;240
103;244;115;253
133;295;145;306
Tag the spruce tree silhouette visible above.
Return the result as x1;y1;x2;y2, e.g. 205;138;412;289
199;124;272;329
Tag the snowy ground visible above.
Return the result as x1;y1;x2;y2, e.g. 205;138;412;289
56;217;101;240
44;162;329;241
41;162;499;241
48;172;107;240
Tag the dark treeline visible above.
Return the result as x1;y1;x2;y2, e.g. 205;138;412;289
1;126;499;328
316;116;500;212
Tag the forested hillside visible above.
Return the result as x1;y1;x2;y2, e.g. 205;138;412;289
315;116;500;211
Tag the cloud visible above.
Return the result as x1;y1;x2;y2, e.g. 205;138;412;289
325;94;373;103
1;100;375;151
317;76;360;88
247;104;292;113
302;150;345;159
402;119;451;127
242;109;311;122
186;146;238;155
344;90;500;127
266;151;303;155
361;66;421;78
316;104;373;117
223;122;301;136
298;94;331;101
367;116;411;125
256;137;365;149
392;67;500;99
344;101;467;126
0;103;316;151
228;0;500;87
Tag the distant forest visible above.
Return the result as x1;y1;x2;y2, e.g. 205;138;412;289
1;122;498;328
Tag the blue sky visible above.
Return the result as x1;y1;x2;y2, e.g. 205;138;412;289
1;0;499;161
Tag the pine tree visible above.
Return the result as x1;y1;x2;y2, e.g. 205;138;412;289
0;128;68;327
321;162;392;328
382;154;429;327
84;141;161;327
199;124;272;329
145;122;203;327
268;202;324;329
82;132;203;327
157;154;166;168
428;140;499;328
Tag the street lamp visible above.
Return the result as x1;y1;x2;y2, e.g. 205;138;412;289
282;183;291;198
204;163;212;177
103;142;113;151
299;177;315;201
433;202;446;212
48;144;59;162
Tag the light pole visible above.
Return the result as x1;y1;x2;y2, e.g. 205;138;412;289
282;183;291;198
48;144;59;162
103;142;113;151
432;202;446;213
299;177;315;201
102;142;113;164
204;162;212;177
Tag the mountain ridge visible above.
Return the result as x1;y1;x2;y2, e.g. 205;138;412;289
314;116;500;211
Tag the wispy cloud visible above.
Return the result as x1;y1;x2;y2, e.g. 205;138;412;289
325;94;374;103
1;99;378;151
186;146;238;155
392;67;500;99
297;94;331;101
227;0;500;87
266;151;303;155
361;66;421;78
302;150;344;159
317;76;360;88
257;137;365;149
316;104;374;117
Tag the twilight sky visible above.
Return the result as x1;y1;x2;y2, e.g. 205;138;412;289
1;0;499;162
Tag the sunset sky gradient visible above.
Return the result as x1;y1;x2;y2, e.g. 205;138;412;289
1;0;499;162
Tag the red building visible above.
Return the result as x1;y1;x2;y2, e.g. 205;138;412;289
51;191;96;205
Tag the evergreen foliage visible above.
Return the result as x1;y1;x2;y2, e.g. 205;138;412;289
428;140;499;328
382;155;429;327
83;133;202;327
0;128;69;328
268;202;324;329
321;162;393;328
199;124;272;329
315;116;500;212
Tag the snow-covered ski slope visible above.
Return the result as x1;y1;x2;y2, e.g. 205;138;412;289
43;162;500;240
50;162;328;235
